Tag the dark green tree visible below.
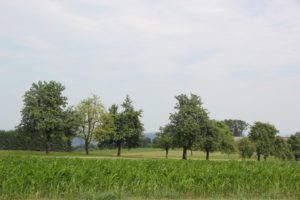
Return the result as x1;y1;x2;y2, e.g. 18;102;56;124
169;94;208;160
248;122;278;161
96;96;144;156
198;120;235;160
287;132;300;161
223;119;248;137
273;137;293;160
238;137;256;159
154;125;174;159
19;81;69;154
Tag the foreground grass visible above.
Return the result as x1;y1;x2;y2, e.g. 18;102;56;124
0;156;299;199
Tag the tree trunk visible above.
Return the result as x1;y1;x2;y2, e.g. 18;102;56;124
263;154;267;161
257;153;261;161
117;143;122;156
85;140;89;155
206;149;210;160
182;146;187;160
45;134;50;154
165;148;169;159
45;140;50;154
190;150;193;156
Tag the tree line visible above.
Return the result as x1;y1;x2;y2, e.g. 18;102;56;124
0;81;299;161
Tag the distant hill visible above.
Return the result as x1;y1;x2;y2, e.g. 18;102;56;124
71;137;84;147
144;132;156;140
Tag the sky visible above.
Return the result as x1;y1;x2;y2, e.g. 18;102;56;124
0;0;300;136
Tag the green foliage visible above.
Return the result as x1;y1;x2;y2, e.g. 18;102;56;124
169;94;208;159
0;156;299;199
119;95;144;148
249;122;278;161
96;96;144;156
154;125;174;158
223;119;248;137
76;95;105;155
197;120;235;160
273;137;293;160
19;81;74;153
0;129;72;151
238;138;256;159
139;136;152;148
216;121;236;155
287;132;300;161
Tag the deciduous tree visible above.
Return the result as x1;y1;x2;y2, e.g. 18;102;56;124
287;132;300;161
169;94;208;160
198;120;235;160
238;137;256;159
20;81;69;154
154;125;174;159
96;96;144;156
223;119;248;137
273;137;293;160
76;95;105;155
248;122;278;161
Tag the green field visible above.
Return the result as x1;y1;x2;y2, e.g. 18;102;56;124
0;148;240;160
0;149;299;200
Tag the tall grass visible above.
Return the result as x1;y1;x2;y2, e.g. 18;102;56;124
0;156;299;199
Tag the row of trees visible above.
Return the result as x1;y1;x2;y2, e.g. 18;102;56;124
5;81;300;160
154;94;236;160
18;81;144;155
238;123;300;161
153;94;300;161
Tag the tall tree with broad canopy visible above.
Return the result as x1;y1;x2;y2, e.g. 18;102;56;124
154;125;174;159
287;132;300;161
76;95;105;155
197;120;236;160
248;122;278;161
96;96;144;156
223;119;248;137
19;81;71;154
169;94;209;160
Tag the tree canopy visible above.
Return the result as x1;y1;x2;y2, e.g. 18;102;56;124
169;94;209;160
76;95;105;155
19;81;73;154
223;119;248;137
96;95;144;156
249;122;278;161
288;132;300;160
154;125;174;159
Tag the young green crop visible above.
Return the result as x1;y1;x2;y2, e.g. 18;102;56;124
0;156;299;199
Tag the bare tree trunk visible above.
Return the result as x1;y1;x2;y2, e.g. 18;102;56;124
45;134;50;154
206;149;210;160
182;146;187;160
117;143;122;156
263;154;267;161
190;149;193;156
45;141;50;154
165;148;169;159
257;153;261;161
85;140;89;155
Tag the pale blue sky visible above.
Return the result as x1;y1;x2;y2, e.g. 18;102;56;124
0;0;300;135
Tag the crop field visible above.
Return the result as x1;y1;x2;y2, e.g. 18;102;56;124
0;152;299;200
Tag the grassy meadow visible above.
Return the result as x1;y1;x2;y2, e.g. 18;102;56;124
0;148;240;160
0;149;299;200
